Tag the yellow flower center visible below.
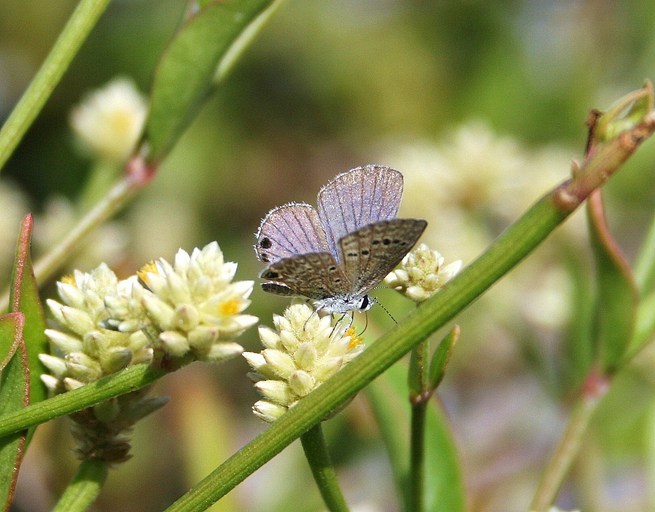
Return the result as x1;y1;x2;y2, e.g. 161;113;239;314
219;298;240;316
60;274;76;286
345;327;363;350
137;261;158;286
110;109;135;135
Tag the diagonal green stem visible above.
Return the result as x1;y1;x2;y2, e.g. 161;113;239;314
0;364;164;437
0;0;111;172
52;458;109;512
300;423;349;512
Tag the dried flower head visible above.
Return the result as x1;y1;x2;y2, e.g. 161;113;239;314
70;77;147;162
138;242;258;362
384;243;461;303
243;304;365;422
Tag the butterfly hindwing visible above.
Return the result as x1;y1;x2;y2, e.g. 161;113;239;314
260;252;352;300
338;219;427;295
317;165;403;257
255;203;330;264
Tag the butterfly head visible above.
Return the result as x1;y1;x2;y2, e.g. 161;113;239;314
314;294;374;314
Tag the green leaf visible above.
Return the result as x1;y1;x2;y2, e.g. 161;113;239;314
634;209;655;295
0;312;28;511
143;0;285;163
586;191;639;373
8;215;48;407
0;215;48;510
632;290;655;354
561;254;596;392
428;326;459;392
367;361;465;512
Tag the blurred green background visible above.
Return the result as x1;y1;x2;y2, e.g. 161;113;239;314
3;1;655;511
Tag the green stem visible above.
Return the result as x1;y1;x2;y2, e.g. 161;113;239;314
408;400;427;512
52;458;109;512
77;160;123;214
406;340;429;512
529;370;609;511
300;423;349;512
0;174;143;312
408;341;429;402
31;176;138;282
0;364;163;438
0;0;111;172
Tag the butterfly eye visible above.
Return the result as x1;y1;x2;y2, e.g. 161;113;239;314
358;295;371;310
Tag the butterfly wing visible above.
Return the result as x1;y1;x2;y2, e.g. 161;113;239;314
338;218;427;294
260;252;352;300
255;203;330;264
317;165;404;257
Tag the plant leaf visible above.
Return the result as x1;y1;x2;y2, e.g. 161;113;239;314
561;253;596;392
8;215;48;407
0;312;28;512
367;360;465;512
428;326;459;392
143;0;285;163
586;190;638;373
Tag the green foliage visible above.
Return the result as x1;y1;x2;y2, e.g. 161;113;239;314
0;313;27;511
8;216;48;407
144;0;285;163
587;193;639;373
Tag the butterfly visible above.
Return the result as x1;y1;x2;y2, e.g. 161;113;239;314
254;165;427;313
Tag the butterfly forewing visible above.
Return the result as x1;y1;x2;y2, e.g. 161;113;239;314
260;252;352;300
339;218;427;294
317;165;403;257
255;203;330;264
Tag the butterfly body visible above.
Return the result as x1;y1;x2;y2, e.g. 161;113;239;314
255;165;427;313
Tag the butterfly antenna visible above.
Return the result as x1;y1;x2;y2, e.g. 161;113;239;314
376;300;398;325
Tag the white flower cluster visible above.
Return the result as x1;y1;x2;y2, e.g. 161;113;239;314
40;242;257;394
243;304;365;422
134;242;257;361
69;77;147;162
384;243;462;303
41;264;152;393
